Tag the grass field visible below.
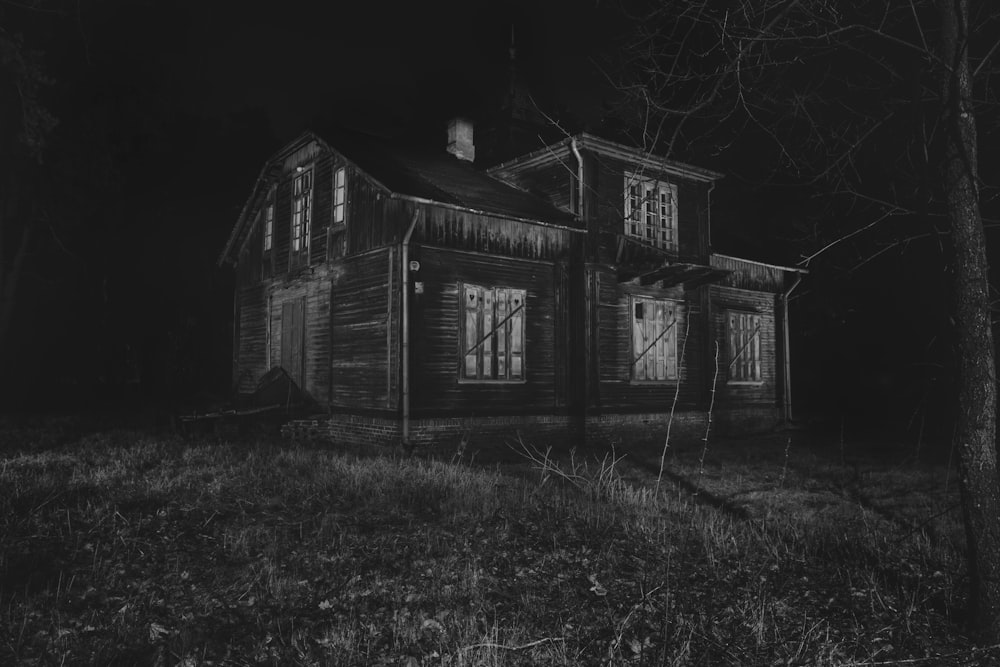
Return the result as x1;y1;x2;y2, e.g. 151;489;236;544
0;417;993;665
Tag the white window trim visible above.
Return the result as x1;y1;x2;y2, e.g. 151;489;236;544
333;166;346;225
262;188;275;253
630;296;679;382
459;283;527;383
291;167;313;255
624;172;678;251
727;310;763;384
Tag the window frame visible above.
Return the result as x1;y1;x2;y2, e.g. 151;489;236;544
726;310;763;384
333;166;347;225
630;295;680;383
624;172;678;251
262;186;275;253
458;283;527;383
290;166;314;262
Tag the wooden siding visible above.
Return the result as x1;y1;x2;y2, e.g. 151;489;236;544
267;269;333;401
235;283;268;395
410;246;560;415
346;176;407;254
591;266;707;412
416;207;572;262
711;254;787;292
710;285;779;406
330;248;398;410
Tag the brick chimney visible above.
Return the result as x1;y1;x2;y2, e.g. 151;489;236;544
446;118;475;162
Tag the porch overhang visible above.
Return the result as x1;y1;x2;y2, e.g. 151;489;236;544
618;262;731;288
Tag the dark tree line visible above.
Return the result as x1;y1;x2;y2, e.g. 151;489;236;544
612;0;1000;641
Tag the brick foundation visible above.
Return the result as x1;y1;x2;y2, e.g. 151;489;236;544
281;406;782;457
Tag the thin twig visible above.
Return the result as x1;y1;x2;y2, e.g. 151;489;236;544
461;637;564;652
657;314;692;493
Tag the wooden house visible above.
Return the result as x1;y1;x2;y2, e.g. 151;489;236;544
218;121;804;452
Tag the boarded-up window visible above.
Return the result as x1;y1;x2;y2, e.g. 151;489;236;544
624;173;678;251
461;284;525;381
290;168;313;261
281;298;305;388
333;166;346;224
631;296;678;381
728;311;762;382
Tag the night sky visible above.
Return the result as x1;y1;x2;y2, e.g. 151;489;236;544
1;0;983;441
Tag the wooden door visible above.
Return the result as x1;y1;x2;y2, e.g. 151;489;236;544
281;298;305;388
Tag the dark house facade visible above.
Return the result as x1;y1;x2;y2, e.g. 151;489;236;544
218;122;804;452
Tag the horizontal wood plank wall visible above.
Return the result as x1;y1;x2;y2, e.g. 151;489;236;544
410;246;559;415
331;249;393;410
594;270;706;412
589;154;709;265
236;284;268;395
710;255;786;292
267;268;333;401
710;285;779;406
417;208;570;261
346;177;407;255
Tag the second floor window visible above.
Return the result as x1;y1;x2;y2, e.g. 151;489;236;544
333;166;346;224
291;168;313;254
262;200;274;252
624;173;678;251
461;284;526;381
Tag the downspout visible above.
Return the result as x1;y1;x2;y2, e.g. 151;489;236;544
781;273;804;422
570;138;584;217
706;181;715;252
401;210;420;448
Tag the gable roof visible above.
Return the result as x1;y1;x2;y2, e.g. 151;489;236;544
487;132;724;183
219;130;579;266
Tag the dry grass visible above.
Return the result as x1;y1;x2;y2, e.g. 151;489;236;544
0;420;991;666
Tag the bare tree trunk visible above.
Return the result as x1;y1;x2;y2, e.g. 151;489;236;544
939;0;1000;642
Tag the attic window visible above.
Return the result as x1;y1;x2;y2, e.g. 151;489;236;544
624;172;677;251
263;200;274;252
291;168;313;255
333;167;346;224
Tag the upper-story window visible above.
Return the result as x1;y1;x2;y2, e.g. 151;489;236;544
624;172;678;251
291;168;313;256
333;166;346;224
262;190;275;252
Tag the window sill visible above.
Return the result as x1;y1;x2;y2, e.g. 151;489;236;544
629;379;680;385
727;380;764;386
457;378;528;385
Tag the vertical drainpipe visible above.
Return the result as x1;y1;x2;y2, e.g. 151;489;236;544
570;138;584;217
570;138;587;430
401;210;420;448
782;273;804;422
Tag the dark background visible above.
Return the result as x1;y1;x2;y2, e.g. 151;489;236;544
0;0;983;447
